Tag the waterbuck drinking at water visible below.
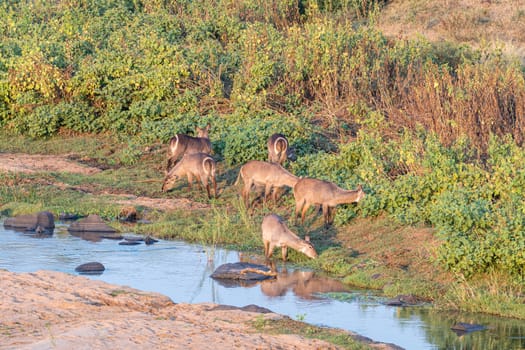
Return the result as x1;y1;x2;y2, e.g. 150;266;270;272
267;133;295;165
262;214;317;261
293;178;365;227
162;152;217;199
234;160;299;209
167;123;211;172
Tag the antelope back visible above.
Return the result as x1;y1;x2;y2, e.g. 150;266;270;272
262;214;317;259
168;124;212;158
240;160;298;187
293;178;334;202
162;153;214;191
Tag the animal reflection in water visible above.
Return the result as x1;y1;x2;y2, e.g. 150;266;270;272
260;269;348;300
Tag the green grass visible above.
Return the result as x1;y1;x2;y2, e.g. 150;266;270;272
1;133;525;320
251;316;372;350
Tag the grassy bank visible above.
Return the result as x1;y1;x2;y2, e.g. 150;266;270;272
1;133;524;321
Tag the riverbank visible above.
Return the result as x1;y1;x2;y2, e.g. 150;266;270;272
0;269;399;350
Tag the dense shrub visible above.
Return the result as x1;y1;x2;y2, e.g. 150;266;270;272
1;0;525;281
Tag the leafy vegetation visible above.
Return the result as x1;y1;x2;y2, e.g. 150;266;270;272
1;0;525;319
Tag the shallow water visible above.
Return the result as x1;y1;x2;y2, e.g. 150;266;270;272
1;222;524;350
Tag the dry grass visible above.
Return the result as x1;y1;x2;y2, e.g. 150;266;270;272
377;0;525;64
336;215;453;286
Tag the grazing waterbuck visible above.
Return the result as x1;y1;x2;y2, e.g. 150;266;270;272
162;152;217;199
234;160;299;209
267;133;295;165
167;123;211;172
294;178;365;226
262;214;317;261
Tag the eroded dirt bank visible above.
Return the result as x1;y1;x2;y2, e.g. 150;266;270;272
0;270;398;350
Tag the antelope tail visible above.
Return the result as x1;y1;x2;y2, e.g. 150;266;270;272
202;157;215;176
169;134;180;156
274;136;288;155
234;166;243;186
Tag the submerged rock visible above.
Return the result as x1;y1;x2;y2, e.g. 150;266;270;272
3;211;55;234
75;262;105;274
211;262;276;282
119;240;141;246
68;214;117;233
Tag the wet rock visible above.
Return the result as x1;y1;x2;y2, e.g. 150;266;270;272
4;211;55;234
144;236;159;245
68;214;118;233
211;262;276;282
119;240;141;246
451;322;486;335
75;262;105;274
123;235;144;242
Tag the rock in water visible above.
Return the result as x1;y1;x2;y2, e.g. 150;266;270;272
3;211;55;233
211;262;276;281
75;262;105;274
68;214;117;233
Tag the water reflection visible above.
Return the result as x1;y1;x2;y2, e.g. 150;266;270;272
69;231;123;242
260;269;349;299
1;222;525;350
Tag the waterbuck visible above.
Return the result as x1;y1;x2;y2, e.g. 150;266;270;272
267;133;295;165
234;160;299;209
162;152;217;199
167;123;211;172
294;178;365;227
262;214;317;261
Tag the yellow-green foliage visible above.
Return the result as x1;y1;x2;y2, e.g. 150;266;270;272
1;0;525;283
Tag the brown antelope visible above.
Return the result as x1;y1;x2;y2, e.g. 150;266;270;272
261;214;318;261
167;123;211;172
267;133;295;165
162;152;217;199
294;178;365;226
234;160;299;209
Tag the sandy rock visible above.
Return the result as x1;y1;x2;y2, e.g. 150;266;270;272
0;270;358;350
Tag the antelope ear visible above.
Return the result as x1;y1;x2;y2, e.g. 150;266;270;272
206;122;211;130
305;235;310;242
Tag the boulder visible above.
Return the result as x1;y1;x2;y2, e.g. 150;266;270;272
211;262;276;282
67;214;118;233
3;211;55;233
75;262;105;274
144;236;159;245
